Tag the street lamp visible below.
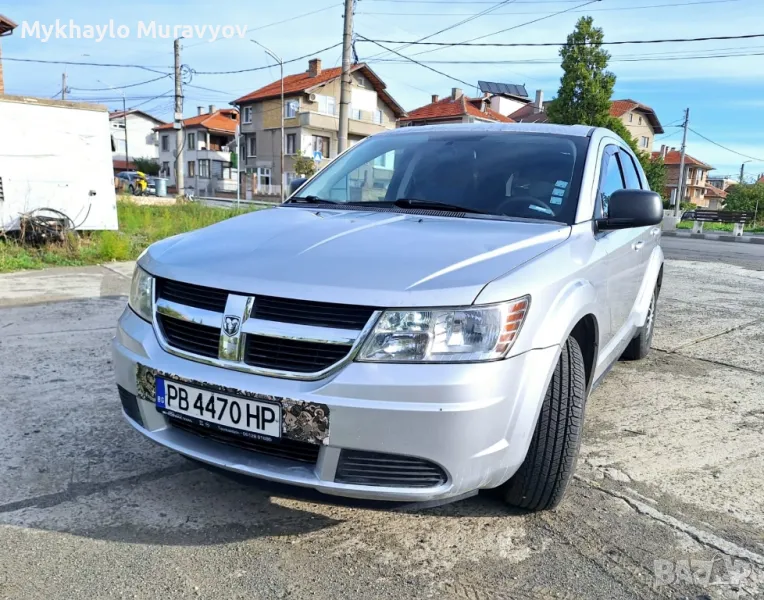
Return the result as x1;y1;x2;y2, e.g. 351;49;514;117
251;39;285;202
99;79;128;169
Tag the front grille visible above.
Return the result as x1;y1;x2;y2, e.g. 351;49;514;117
118;386;144;427
168;417;320;464
156;278;228;312
158;313;220;358
335;450;448;488
244;335;351;373
252;295;376;330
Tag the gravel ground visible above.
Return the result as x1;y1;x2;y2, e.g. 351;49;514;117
1;252;762;600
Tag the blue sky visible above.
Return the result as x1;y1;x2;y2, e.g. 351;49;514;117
3;0;764;177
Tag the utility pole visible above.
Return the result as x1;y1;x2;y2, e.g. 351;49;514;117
739;160;751;183
674;107;689;218
337;0;354;154
122;91;129;169
61;72;67;100
174;38;185;195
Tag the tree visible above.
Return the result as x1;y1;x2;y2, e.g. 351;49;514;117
293;150;317;178
133;157;160;176
546;17;667;195
724;182;764;217
546;17;616;128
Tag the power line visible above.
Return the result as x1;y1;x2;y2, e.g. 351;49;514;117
191;42;342;75
360;32;764;48
355;34;475;87
363;0;589;3
1;56;171;74
357;0;743;15
69;74;172;92
688;127;764;162
408;0;601;58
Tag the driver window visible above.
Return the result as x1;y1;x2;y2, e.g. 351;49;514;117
597;148;625;219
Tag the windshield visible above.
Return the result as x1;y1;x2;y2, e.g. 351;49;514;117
294;129;588;224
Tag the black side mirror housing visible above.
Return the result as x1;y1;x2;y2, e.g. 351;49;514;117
288;177;308;196
597;189;663;230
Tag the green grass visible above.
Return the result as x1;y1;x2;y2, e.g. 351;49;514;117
676;221;764;233
0;200;257;273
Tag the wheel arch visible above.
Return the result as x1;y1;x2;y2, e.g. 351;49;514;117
568;314;599;393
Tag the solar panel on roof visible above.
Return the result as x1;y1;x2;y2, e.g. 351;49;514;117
478;81;528;98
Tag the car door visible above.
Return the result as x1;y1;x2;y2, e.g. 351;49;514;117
595;145;645;340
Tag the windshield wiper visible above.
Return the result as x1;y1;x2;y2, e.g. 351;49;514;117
393;198;491;215
287;195;338;205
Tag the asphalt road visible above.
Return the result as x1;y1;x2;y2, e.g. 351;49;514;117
662;235;764;270
1;258;763;599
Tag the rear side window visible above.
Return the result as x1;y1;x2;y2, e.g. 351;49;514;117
618;151;642;190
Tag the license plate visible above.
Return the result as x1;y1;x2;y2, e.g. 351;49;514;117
156;378;281;438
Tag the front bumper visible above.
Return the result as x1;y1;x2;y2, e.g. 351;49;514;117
113;306;560;502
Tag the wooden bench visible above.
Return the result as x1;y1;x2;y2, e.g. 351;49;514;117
692;209;755;237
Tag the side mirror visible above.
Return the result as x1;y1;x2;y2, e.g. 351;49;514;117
597;189;663;230
288;177;308;196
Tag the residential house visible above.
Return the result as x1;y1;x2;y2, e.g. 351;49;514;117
398;87;514;126
652;145;714;207
109;109;165;173
707;176;738;191
609;99;664;151
154;106;238;195
0;14;17;95
233;58;405;195
476;81;532;117
510;97;664;151
703;184;727;210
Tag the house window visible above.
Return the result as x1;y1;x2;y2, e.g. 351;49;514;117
198;159;210;178
161;135;169;151
373;109;383;125
351;107;362;120
248;134;257;158
316;95;336;116
356;75;368;88
243;106;252;124
312;135;330;159
187;132;195;150
640;136;649;148
258;167;272;187
162;161;170;176
628;113;633;123
285;100;299;118
187;161;195;177
286;133;297;155
638;116;643;125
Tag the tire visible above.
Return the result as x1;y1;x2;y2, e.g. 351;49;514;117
128;184;135;195
501;336;587;511
621;285;658;361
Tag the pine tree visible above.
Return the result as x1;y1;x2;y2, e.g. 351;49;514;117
546;16;615;127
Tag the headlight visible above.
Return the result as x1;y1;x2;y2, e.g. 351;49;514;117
358;296;529;363
129;266;154;322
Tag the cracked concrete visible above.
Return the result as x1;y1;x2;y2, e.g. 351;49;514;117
1;250;763;599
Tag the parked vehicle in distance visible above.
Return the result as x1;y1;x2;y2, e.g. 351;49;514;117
113;123;664;511
116;171;154;196
681;210;696;221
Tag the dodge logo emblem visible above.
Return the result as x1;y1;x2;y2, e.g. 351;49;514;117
223;315;241;337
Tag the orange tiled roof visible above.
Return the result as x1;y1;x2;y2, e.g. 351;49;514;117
610;99;664;133
0;14;17;35
651;149;713;170
400;95;513;123
155;109;238;133
704;185;728;199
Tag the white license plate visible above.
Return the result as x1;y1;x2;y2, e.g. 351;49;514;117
156;378;281;438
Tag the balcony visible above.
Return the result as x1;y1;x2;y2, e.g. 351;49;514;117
298;110;389;137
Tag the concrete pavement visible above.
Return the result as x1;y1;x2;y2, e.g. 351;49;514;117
1;254;763;599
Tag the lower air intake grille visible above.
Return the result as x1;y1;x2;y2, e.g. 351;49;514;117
168;418;320;464
244;335;352;373
335;450;448;488
158;314;220;359
118;386;143;427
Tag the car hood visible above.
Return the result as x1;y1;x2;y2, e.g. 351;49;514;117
141;206;570;307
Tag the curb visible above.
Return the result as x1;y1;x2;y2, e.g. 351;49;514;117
662;231;764;245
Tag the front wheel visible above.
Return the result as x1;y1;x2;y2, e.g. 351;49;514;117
500;336;587;511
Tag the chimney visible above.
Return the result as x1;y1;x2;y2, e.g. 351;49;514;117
534;89;544;112
451;87;463;100
431;94;439;103
660;144;668;158
309;58;322;78
208;105;216;114
197;106;204;115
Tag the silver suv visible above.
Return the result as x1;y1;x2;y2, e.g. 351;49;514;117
113;123;664;510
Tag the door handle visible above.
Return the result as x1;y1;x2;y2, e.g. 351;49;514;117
632;241;645;251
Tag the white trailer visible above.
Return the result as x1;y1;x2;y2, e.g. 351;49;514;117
0;95;118;231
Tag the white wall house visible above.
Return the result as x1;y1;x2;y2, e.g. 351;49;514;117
109;110;165;168
155;106;239;195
